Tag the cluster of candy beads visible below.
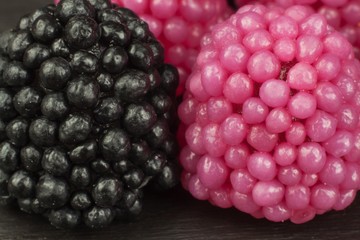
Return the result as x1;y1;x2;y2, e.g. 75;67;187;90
233;0;360;58
109;0;233;95
178;4;360;224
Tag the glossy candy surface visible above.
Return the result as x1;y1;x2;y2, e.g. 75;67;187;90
232;0;360;58
178;4;360;224
0;0;179;229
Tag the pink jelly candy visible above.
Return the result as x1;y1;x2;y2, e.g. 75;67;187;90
233;0;360;58
178;3;360;224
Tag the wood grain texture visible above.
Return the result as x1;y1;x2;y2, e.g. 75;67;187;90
1;1;360;239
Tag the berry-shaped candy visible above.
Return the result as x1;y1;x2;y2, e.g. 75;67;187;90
105;0;233;95
231;0;360;58
0;0;179;229
178;4;360;224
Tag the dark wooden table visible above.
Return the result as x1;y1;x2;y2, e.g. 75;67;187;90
1;1;360;239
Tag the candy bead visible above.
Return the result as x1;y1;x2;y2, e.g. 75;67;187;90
179;0;206;22
264;7;283;23
185;123;206;155
310;184;339;210
323;32;354;60
284;5;314;22
318;6;341;28
189;72;210;102
314;82;342;113
252;180;285;207
273;38;296;62
305;110;337;142
242;29;274;53
223;73;253;104
297;142;326;173
212;23;241;48
274;143;297;166
230;169;257;194
247;50;281;83
285;184;310;210
202;123;227;157
342;59;360;82
166;45;187;65
186;24;204;48
220;45;250;73
242;98;269;124
122;0;148;14
278;165;302;186
220;114;247;146
285;122;306;146
181;171;191;191
209;185;232;209
224;144;250;169
314;53;341;81
296;35;323;63
265;108;292;133
319;156;345;185
188;175;209;200
150;0;178;19
247;124;278;152
236;12;266;33
323;130;354;157
301;173;319;187
259;79;290;108
333;189;356;211
196;48;219;66
230;190;260;214
269;16;298;39
335;105;359;131
332;74;356;102
345;130;360;162
201;62;228;97
288;92;317;119
263;202;291;222
247;152;277;181
287;62;317;90
141;15;162;37
342;1;360;24
178;98;198;125
351;91;360;108
207;97;233;124
179;146;200;173
195;103;209;127
290;207;316;224
197;155;229;189
300;14;327;37
340;162;360;190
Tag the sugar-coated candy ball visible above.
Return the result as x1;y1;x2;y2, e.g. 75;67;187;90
178;3;360;224
0;0;180;229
